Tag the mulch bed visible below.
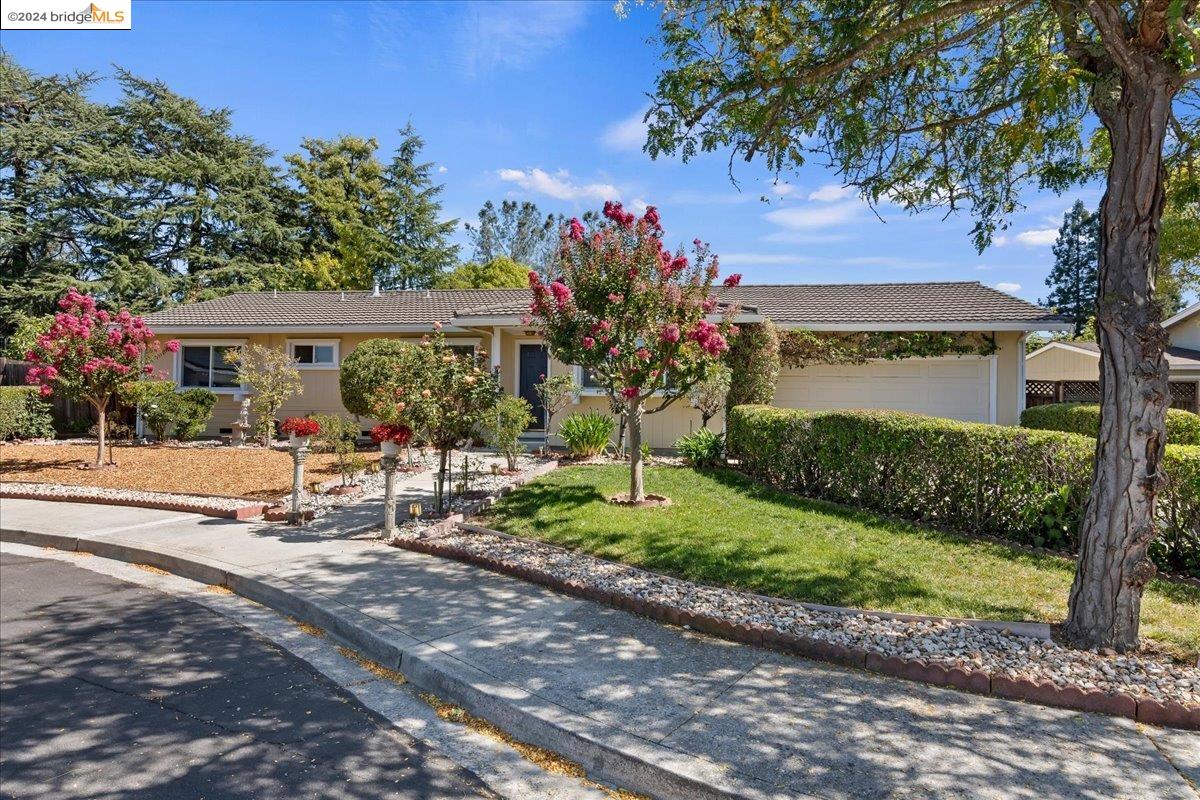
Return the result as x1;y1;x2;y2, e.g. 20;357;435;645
0;442;381;501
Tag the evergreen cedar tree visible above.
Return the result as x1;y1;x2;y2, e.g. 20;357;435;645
641;0;1199;651
1043;200;1100;337
528;202;741;503
23;289;179;467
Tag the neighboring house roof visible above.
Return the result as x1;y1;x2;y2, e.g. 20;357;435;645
1162;300;1200;331
1026;339;1200;372
143;281;1068;332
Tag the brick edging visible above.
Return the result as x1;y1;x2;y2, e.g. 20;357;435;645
393;533;1199;731
0;487;270;520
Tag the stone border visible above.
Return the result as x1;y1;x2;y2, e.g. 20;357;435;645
0;482;271;520
406;459;560;540
395;524;1199;731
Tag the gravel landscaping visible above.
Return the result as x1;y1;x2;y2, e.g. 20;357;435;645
427;525;1200;708
0;481;265;514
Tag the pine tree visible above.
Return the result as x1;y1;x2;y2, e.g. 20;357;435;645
0;55;105;334
464;200;557;268
380;124;458;289
1043;200;1099;337
90;69;297;309
286;135;392;289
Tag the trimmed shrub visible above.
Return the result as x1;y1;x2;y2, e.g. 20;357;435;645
675;427;724;468
483;395;535;470
119;380;180;441
173;388;217;440
339;339;418;418
726;320;780;411
1022;402;1200;445
0;386;55;441
559;411;615;458
728;405;1200;577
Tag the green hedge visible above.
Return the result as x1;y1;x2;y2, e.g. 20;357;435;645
1022;402;1200;445
0;386;55;441
728;405;1200;577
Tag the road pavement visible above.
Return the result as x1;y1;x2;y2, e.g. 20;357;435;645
0;551;492;800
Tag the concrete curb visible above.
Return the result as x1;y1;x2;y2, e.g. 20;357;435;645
398;528;1200;732
0;485;270;520
0;524;774;800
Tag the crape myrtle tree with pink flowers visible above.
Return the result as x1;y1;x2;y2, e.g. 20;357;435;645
529;202;740;503
24;288;180;468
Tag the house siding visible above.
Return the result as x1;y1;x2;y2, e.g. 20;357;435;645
152;328;1025;447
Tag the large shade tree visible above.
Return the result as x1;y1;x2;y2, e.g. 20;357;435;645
529;202;739;503
640;0;1199;650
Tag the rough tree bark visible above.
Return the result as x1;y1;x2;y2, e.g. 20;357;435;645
627;398;645;502
1064;62;1175;651
90;395;108;468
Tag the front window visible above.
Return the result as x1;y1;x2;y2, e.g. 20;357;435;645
448;344;476;360
290;341;338;367
580;366;603;389
181;345;240;389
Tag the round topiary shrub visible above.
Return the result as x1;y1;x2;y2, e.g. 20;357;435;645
339;338;419;418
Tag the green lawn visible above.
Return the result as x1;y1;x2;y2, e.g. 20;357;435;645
481;465;1200;657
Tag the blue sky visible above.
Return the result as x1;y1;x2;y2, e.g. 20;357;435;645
3;0;1106;302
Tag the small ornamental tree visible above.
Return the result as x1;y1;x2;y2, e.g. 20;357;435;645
24;289;179;467
687;362;731;428
370;326;500;512
529;202;738;502
483;395;535;470
227;344;303;445
534;372;578;449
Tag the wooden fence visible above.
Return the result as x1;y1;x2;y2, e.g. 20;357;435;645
1025;379;1199;415
0;357;135;433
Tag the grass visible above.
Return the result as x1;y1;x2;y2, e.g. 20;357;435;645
0;442;380;500
481;465;1200;658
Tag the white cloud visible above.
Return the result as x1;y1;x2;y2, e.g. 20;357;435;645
719;253;813;266
497;167;618;203
437;165;448;174
995;282;1022;292
453;1;589;78
808;184;856;202
600;108;649;152
766;182;796;198
764;200;863;230
991;235;1009;247
630;197;649;214
1015;228;1059;246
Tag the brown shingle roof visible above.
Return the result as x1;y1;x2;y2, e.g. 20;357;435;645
143;282;1064;330
717;282;1060;325
144;289;533;328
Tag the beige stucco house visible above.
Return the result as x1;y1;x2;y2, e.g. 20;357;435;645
143;281;1069;448
1025;301;1200;413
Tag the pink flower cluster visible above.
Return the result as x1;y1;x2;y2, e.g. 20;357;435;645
689;320;729;356
24;288;178;400
603;200;636;229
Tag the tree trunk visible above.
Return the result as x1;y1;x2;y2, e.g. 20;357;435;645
436;447;449;513
93;397;107;467
507;451;517;471
1064;65;1175;652
627;398;645;502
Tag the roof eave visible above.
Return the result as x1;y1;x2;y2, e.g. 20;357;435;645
145;323;476;335
774;320;1074;332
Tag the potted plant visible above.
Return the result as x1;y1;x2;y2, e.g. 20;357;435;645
280;416;320;449
370;422;412;457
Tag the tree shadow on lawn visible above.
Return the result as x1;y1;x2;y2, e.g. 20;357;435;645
492;467;1069;622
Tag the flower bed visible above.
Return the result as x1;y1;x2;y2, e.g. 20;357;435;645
401;523;1199;729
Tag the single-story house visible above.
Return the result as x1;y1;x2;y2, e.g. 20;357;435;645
143;281;1069;448
1025;301;1200;413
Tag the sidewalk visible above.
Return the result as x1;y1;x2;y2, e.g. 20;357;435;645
1;497;1196;800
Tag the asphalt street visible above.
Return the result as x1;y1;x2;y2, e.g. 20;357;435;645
0;551;492;800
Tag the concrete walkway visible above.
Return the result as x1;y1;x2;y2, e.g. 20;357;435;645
1;497;1196;800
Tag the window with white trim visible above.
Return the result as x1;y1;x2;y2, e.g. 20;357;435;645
181;345;241;389
289;341;339;367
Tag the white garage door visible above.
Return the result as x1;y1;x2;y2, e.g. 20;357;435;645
773;357;993;423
